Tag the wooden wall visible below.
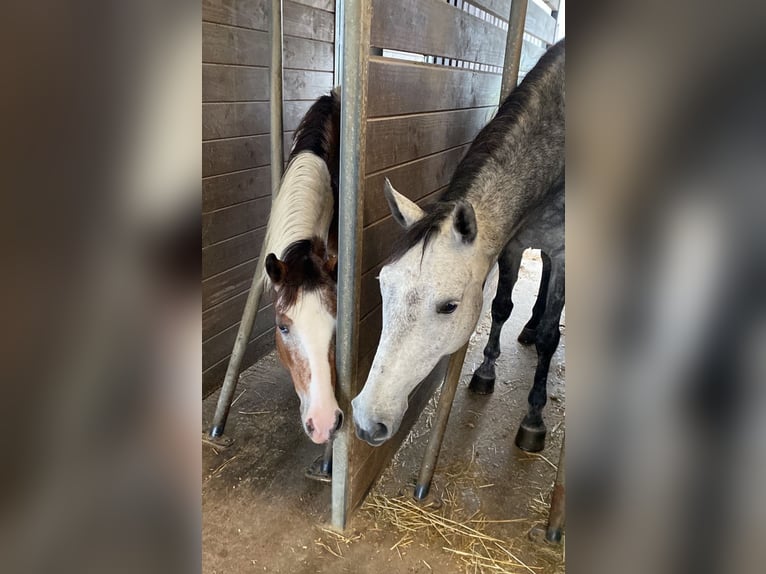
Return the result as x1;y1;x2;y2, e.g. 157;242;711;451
202;0;336;397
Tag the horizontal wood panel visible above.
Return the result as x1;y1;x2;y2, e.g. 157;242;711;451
203;165;271;212
283;100;315;131
284;36;334;71
365;106;494;174
203;327;275;397
203;258;258;310
371;0;506;67
358;305;382;361
284;69;335;100
368;59;501;118
284;0;334;42
203;196;271;246
364;146;466;225
203;304;275;370
203;22;270;66
361;189;443;274
203;225;267;279
203;287;273;342
347;356;449;513
470;0;512;19
203;102;269;140
525;1;556;43
520;39;547;76
290;0;334;11
203;134;270;177
202;0;269;30
203;64;269;102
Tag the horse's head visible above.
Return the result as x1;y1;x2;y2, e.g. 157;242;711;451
266;238;342;444
352;180;492;445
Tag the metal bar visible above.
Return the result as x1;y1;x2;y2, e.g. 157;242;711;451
331;0;371;530
270;0;284;193
545;437;565;543
414;342;470;500
499;0;529;102
207;0;284;439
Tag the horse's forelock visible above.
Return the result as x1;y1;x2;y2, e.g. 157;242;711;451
275;237;335;310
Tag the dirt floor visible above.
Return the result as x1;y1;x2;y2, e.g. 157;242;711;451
203;250;565;573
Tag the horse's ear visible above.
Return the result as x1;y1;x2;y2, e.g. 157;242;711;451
324;254;338;282
265;253;287;285
451;201;477;245
384;178;424;228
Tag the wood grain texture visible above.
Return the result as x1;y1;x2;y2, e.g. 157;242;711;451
525;0;557;43
290;0;334;11
203;102;270;140
203;134;270;177
365;106;494;173
470;0;512;19
203;303;275;370
368;58;501;118
284;69;335;99
347;357;450;513
202;0;269;30
203;64;269;102
203;287;272;342
203;22;270;66
203;327;276;397
371;0;506;67
284;0;335;42
203;165;271;212
202;196;271;246
284;35;334;71
203;225;267;279
203;258;258;310
364;146;467;225
519;38;547;76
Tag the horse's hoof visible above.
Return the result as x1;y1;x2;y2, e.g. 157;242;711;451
517;327;536;346
468;371;495;394
515;421;546;452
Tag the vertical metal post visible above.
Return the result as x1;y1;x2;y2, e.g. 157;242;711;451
332;0;371;530
500;0;529;102
206;0;284;440
414;342;470;500
545;437;565;543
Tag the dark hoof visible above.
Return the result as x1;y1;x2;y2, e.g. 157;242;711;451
517;327;536;346
468;371;496;394
515;421;546;452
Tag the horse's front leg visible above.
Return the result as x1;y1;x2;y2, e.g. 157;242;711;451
515;252;564;452
469;244;523;395
518;251;551;345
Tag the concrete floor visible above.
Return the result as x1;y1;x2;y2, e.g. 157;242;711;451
203;250;565;573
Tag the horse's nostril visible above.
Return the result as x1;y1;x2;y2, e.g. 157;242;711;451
306;418;315;435
334;411;344;432
372;422;388;440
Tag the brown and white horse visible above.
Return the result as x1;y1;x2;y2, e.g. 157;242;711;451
262;91;342;444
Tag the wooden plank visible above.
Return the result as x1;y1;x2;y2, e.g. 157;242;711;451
371;0;506;67
203;102;269;140
202;196;271;246
203;304;275;370
284;69;334;100
203;288;272;342
519;38;547;76
203;22;270;66
365;106;494;174
203;258;258;310
360;190;443;274
202;225;267;279
203;64;269;102
203;134;270;177
525;0;556;44
203;165;270;212
364;146;467;225
283;0;335;42
283;100;315;131
368;58;501;118
290;0;334;11
284;36;334;71
346;356;450;513
470;0;512;19
202;0;269;31
203;327;275;397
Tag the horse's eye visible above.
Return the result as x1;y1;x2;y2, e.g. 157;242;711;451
436;301;459;315
278;324;289;334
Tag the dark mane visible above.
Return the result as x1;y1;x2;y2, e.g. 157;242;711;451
288;89;341;197
275;237;335;309
386;40;565;263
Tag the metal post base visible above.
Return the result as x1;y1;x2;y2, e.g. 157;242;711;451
305;441;334;483
201;431;235;450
